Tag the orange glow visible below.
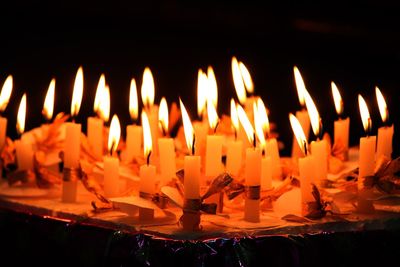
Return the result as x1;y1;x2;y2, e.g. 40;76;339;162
141;67;155;109
230;98;239;132
197;69;207;118
232;56;246;105
304;90;321;137
142;111;153;158
237;104;254;145
42;78;55;120
0;75;13;112
289;113;308;156
293;66;306;107
71;66;84;117
207;66;218;108
331;81;343;116
257;98;270;136
129;78;139;121
239;61;254;94
94;74;105;114
358;94;372;133
180;99;195;154
254;102;266;149
98;85;110;122
207;98;219;131
107;114;121;154
158;97;169;134
375;86;388;123
16;93;27;135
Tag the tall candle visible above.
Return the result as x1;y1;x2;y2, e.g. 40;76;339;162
261;155;272;190
0;75;13;150
376;87;394;160
15;94;33;171
205;99;223;180
193;121;207;156
158;97;176;186
226;100;243;176
126;78;142;161
332;82;350;160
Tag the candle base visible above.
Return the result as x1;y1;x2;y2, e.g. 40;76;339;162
181;210;201;231
62;180;78;203
139;207;154;221
244;199;260;223
356;189;375;214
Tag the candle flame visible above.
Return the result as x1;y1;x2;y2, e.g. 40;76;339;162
0;75;13;112
94;74;105;114
331;81;343;116
197;69;207;118
232;56;246;105
257;98;270;136
239;61;254;94
98;85;110;122
16;93;27;135
42;78;55;120
293;66;307;107
142;111;153;159
237;104;254;145
71;66;84;117
304;89;321;137
180;99;194;154
289;113;308;156
375;86;388;123
107;114;121;154
230;98;239;132
129;78;139;121
158;97;169;134
207;66;218;108
358;94;372;133
207;98;219;131
141;67;155;109
254;102;266;149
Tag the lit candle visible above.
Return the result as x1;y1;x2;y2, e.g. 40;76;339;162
226;99;243;176
357;95;376;212
304;89;328;186
193;69;208;156
375;87;393;160
141;67;159;156
331;81;350;160
103;115;121;197
139;111;156;220
238;105;261;223
15;93;33;171
257;98;281;179
289;113;316;214
158;97;176;186
292;66;311;158
0;75;13;150
125;78;142;162
87;75;109;159
63;67;83;203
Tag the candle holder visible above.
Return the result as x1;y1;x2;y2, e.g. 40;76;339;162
181;198;201;231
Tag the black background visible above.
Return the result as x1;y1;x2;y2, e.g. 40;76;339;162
1;1;399;156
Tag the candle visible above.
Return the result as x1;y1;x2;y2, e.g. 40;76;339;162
226;99;243;176
332;81;350;160
205;99;223;180
304;89;328;186
158;97;176;186
63;67;83;203
375;87;394;160
257;98;281;179
15;93;33;171
0;75;13;150
103;115;121;197
238;105;261;222
126;78;142;162
193;69;208;156
139;111;156;220
289;114;316;214
292;66;311;158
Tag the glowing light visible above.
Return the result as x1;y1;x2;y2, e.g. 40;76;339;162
16;93;27;135
42;78;55;120
107;114;121;154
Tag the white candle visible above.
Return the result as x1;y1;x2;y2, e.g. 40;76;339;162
266;138;281;179
184;155;201;199
205;135;223;178
15;137;33;171
226;139;243;176
334;117;350;160
87;117;103;159
244;147;262;222
261;155;272;190
158;138;176;186
126;125;142;161
377;125;394;160
310;139;328;184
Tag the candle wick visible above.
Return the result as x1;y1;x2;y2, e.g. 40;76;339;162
234;129;237;141
304;140;308;156
191;134;196;155
253;132;256;148
213;121;219;134
262;149;265;157
367;117;372;137
147;151;152;166
318;119;323;140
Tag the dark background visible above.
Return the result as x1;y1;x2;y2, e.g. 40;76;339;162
1;1;399;156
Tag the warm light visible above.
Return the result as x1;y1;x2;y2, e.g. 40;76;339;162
304;90;321;137
375;86;388;123
107;114;121;154
98;85;110;122
358;94;372;133
331;81;343;116
71;66;84;117
42;78;55;120
257;98;270;136
237;104;254;145
180;99;195;154
141;67;155;109
230;98;239;132
293;66;306;107
197;69;207;118
239;61;254;94
207;98;219;131
289;113;308;155
207;66;218;108
254;102;266;149
16;93;27;135
129;78;139;121
142;111;153;158
94;74;106;114
232;56;246;105
0;75;13;112
158;97;169;135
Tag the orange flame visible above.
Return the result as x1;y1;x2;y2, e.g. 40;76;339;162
141;67;155;109
158;97;169;135
293;66;307;107
180;99;195;154
16;93;27;135
142;110;153;159
0;75;13;112
129;78;139;121
232;56;246;105
71;66;84;117
289;113;308;156
237;104;254;145
107;114;121;154
358;94;372;134
375;86;388;124
42;78;55;120
331;81;343;116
